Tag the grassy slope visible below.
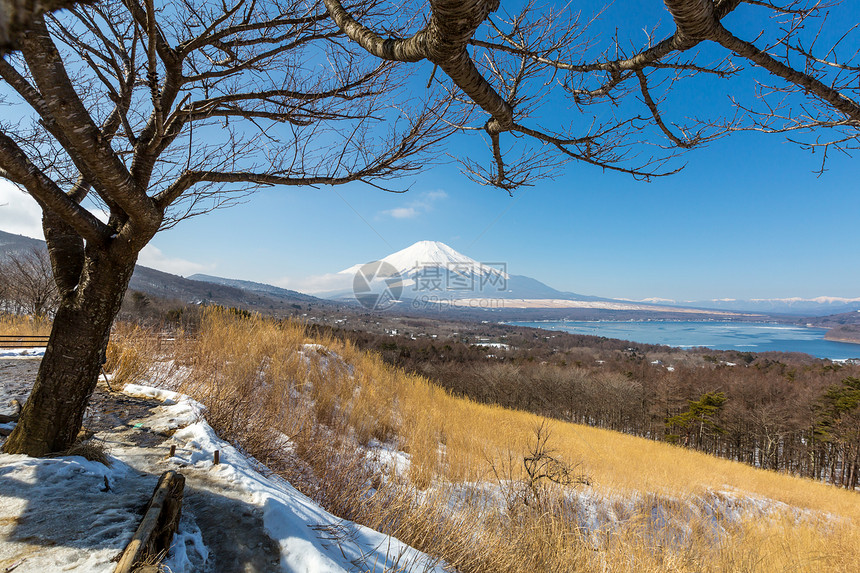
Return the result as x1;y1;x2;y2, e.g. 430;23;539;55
108;309;858;572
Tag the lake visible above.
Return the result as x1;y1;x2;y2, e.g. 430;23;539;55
509;320;860;360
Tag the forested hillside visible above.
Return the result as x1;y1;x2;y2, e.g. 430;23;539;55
339;328;860;489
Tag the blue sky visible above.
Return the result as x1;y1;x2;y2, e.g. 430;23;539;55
131;129;858;301
1;1;858;301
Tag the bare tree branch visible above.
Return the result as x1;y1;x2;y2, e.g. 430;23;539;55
0;131;109;243
19;16;160;227
712;23;860;121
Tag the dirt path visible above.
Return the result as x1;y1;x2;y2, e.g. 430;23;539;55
0;359;39;417
0;359;282;573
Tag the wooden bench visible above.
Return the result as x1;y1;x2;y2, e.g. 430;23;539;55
0;334;50;348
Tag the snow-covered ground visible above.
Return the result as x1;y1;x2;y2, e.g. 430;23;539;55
0;453;145;572
0;380;447;573
0;347;45;359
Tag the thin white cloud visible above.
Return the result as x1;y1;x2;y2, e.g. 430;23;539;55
0;180;44;240
0;179;111;239
385;207;419;219
379;189;448;220
138;245;215;277
1;180;212;277
273;272;353;294
424;190;448;201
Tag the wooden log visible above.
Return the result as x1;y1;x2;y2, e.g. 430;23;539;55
0;400;21;424
113;470;185;573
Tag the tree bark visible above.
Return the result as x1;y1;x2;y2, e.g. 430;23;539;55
43;211;85;299
2;244;136;456
0;1;79;51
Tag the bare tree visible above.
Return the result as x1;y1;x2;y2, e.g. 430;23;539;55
0;257;7;309
2;0;858;456
0;0;448;455
324;0;859;186
0;247;58;317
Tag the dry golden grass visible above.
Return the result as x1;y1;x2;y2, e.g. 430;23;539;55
61;440;112;467
106;322;185;387
110;309;859;572
0;313;51;337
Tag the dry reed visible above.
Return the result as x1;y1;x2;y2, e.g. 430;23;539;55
0;313;51;337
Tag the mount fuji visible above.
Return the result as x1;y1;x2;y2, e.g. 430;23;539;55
326;241;615;305
317;241;764;317
341;241;505;281
183;240;764;316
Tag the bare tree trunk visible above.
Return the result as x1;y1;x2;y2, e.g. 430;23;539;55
848;452;860;490
0;0;78;51
2;245;136;456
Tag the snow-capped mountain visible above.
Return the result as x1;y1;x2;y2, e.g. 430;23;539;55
340;241;509;280
328;241;860;316
674;297;860;316
327;240;606;304
620;295;860;316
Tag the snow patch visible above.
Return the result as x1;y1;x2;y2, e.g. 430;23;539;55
162;411;444;572
123;383;205;432
367;439;412;476
299;344;354;376
159;512;209;572
0;454;140;573
0;347;45;358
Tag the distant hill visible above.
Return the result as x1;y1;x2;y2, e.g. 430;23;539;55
800;310;860;344
638;296;860;317
654;297;860;317
803;310;860;328
129;265;311;309
0;229;326;311
824;324;860;344
188;274;318;303
0;230;44;258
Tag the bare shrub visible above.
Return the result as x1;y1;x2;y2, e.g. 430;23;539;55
61;439;111;467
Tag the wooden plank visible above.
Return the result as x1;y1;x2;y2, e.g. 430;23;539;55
0;335;50;349
0;335;49;338
113;470;185;573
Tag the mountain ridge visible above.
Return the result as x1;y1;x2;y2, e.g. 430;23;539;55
0;229;325;311
640;296;860;316
3;230;856;318
187;273;318;303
